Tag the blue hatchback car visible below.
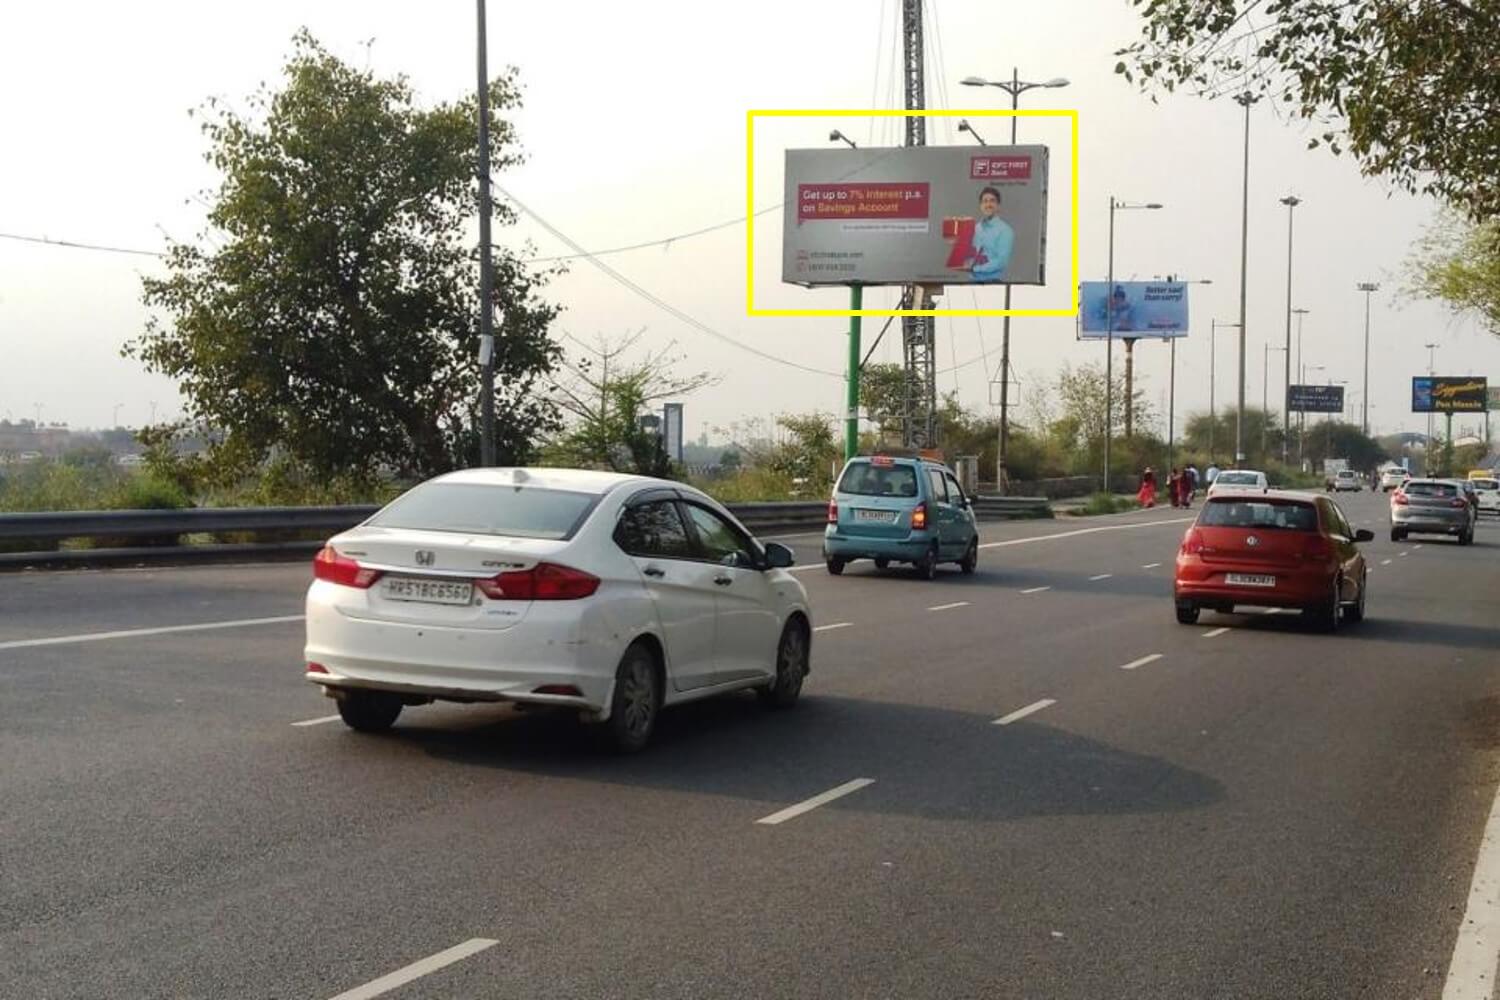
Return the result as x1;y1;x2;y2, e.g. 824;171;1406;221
823;454;979;579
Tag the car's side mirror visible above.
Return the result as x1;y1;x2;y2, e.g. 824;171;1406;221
763;542;795;569
1354;529;1375;543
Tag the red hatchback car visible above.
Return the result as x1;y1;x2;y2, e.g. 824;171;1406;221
1174;491;1373;631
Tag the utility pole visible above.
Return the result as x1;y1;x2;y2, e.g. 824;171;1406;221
1293;307;1310;461
899;0;937;451
1357;282;1379;435
475;0;497;466
1234;92;1258;465
1279;195;1300;464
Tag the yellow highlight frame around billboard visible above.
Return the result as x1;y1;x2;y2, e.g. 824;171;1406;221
746;108;1079;318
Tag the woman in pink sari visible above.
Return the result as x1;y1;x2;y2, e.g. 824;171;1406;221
1137;467;1157;508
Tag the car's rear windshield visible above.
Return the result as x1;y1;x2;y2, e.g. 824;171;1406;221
1405;481;1458;498
1201;498;1318;531
837;461;919;498
367;483;599;539
1337;471;1356;478
1216;472;1259;485
1473;479;1499;490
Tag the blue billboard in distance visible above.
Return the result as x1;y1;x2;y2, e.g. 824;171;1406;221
1079;281;1189;339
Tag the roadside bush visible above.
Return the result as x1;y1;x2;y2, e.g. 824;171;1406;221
1070;492;1140;517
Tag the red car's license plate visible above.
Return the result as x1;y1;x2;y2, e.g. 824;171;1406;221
1225;573;1276;588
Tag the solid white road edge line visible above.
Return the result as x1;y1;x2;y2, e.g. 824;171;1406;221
327;938;499;1000
1119;654;1163;671
1441;778;1500;1000
1142;562;1163;569
1020;586;1052;594
756;778;875;826
291;715;342;728
813;622;853;633
993;698;1057;726
0;614;306;651
928;601;971;611
1202;627;1231;638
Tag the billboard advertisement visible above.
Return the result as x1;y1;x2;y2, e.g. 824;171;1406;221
662;403;684;463
1288;384;1345;414
1489;386;1500;411
782;145;1049;287
1078;282;1189;338
1412;376;1488;413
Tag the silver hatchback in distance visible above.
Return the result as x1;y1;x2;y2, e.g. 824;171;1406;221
1390;479;1475;544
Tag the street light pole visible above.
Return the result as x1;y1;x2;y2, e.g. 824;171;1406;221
1424;342;1439;461
1264;344;1287;462
830;131;862;462
961;71;1069;493
475;0;497;466
1234;92;1259;465
1357;281;1379;435
1279;195;1300;464
1155;274;1214;475
1293;307;1310;460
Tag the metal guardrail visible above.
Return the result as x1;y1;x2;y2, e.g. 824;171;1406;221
0;494;1052;569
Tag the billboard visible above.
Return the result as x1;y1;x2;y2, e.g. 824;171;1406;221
782;145;1049;287
1412;376;1488;413
1078;281;1189;338
1489;386;1500;411
662;403;684;463
1288;384;1345;414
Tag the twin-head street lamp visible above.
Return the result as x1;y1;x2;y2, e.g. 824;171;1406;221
1103;198;1163;493
1357;281;1379;434
1279;194;1302;464
1233;91;1261;463
829;130;856;149
960;71;1070;493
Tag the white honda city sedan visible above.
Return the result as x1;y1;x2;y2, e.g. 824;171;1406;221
304;468;812;752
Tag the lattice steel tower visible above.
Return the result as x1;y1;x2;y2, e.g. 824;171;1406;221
900;0;938;449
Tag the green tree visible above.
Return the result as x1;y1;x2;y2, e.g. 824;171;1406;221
1411;212;1500;336
859;362;909;441
547;334;715;476
1117;1;1500;219
1183;407;1286;466
127;31;560;485
1053;361;1154;449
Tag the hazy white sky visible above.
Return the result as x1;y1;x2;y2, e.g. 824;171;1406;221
2;0;1496;440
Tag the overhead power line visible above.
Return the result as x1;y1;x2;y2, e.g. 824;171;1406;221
520;204;783;264
0;231;164;258
494;181;842;379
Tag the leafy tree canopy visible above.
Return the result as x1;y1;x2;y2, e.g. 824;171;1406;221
127;30;561;485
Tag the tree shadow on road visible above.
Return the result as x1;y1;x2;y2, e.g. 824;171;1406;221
365;693;1225;824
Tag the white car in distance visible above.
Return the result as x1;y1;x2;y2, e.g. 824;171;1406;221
1473;477;1500;517
1379;467;1409;492
1207;469;1270;497
1332;469;1363;492
304;468;813;752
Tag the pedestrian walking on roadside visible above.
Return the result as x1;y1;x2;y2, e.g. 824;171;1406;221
1137;467;1158;508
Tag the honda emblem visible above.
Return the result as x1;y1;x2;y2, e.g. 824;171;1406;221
415;550;435;567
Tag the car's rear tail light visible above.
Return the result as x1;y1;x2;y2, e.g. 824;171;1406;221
1392;492;1409;506
476;562;600;601
911;502;928;530
1181;528;1205;555
827;499;838;524
313;546;382;588
1452;498;1470;509
533;684;583;697
305;662;328;674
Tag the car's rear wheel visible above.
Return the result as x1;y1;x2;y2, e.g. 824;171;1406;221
336;689;403;733
1345;572;1367;624
606;643;661;753
874;557;890;570
759;620;808;709
1306;576;1342;633
1390;528;1406;542
826;557;846;576
1174;600;1199;625
915;543;939;580
959;538;978;575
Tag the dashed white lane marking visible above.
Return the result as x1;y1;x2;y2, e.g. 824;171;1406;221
1119;654;1163;671
1142;562;1163;569
1415;544;1424;550
1020;586;1052;594
993;699;1057;726
291;715;341;728
1202;627;1231;638
1381;559;1393;566
1441;776;1500;1000
0;614;305;651
1089;573;1113;581
813;622;853;633
756;778;875;825
327;938;499;1000
928;601;971;612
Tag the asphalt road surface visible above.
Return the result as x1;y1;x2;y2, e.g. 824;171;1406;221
4;492;1499;999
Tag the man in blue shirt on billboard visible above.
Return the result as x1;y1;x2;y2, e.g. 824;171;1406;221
969;186;1015;283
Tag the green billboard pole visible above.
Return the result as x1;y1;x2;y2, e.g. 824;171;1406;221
845;285;863;461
